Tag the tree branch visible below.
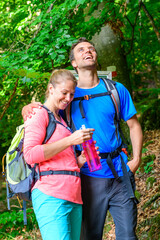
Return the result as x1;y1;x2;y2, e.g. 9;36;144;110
0;78;19;120
125;5;141;55
140;1;160;43
26;1;56;50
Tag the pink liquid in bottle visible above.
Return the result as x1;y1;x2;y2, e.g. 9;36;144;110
81;125;102;172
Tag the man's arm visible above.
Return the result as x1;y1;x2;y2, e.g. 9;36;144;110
21;102;42;121
126;114;143;174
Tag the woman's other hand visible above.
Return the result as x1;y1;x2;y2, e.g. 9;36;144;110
77;146;100;168
77;151;86;168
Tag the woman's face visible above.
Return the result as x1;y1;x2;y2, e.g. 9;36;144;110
51;79;76;110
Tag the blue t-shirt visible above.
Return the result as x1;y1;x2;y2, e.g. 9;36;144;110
71;79;137;178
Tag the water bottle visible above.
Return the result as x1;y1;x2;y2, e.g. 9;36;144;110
81;125;102;172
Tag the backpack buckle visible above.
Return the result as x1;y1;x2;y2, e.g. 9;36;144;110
122;148;128;156
84;95;90;100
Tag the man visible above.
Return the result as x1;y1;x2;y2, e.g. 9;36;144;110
22;37;143;240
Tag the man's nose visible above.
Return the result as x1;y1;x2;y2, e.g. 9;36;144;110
85;48;91;53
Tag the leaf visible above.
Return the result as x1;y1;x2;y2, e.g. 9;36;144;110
142;148;148;154
50;52;57;60
21;77;31;83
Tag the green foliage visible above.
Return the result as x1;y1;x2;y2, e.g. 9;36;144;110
135;89;160;131
137;214;160;240
146;176;156;190
139;98;160;131
122;0;160;73
142;147;148;154
143;140;154;148
144;160;154;174
0;209;38;239
0;0;159;164
1;0;159;72
142;192;160;210
135;190;141;201
0;70;50;162
139;154;156;174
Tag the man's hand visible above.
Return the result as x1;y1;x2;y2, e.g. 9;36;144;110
22;102;42;121
127;158;140;174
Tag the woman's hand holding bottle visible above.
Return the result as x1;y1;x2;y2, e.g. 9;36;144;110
69;128;95;145
68;127;101;170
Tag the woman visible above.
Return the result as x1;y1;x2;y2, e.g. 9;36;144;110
23;69;94;240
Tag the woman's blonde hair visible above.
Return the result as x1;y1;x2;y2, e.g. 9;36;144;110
45;69;77;98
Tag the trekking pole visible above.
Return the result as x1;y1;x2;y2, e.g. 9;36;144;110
2;154;10;209
2;154;6;177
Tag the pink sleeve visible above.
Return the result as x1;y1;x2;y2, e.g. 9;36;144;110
23;108;48;165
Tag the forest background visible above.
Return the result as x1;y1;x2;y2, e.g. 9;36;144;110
0;0;160;239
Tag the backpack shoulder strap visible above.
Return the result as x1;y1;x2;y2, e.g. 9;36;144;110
64;104;71;128
42;105;71;143
42;105;57;143
64;103;77;132
102;78;129;145
102;78;120;122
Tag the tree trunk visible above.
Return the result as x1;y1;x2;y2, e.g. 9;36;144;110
92;25;132;94
85;3;132;94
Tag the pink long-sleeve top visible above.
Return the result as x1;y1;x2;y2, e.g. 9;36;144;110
23;107;82;204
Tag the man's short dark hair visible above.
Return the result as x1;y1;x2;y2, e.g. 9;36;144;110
69;37;95;62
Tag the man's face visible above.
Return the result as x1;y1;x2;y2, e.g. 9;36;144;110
71;42;97;71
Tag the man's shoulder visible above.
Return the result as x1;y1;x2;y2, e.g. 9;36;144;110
100;78;128;95
100;78;123;87
113;81;130;96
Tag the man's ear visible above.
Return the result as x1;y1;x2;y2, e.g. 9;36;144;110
71;60;77;68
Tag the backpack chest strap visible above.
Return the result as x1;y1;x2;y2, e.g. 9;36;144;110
73;91;111;119
73;91;111;101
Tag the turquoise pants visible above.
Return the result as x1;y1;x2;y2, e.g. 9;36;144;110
32;189;82;240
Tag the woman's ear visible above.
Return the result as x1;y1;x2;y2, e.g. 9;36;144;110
48;83;54;95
